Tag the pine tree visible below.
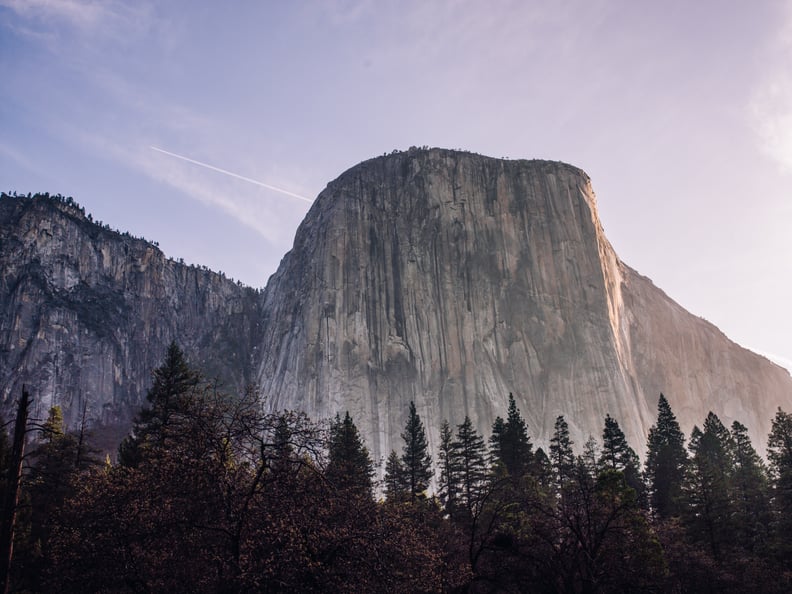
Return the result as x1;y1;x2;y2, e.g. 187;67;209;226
532;447;553;487
119;342;201;467
599;414;644;504
730;420;770;554
600;414;636;471
549;415;575;485
645;394;687;519
326;412;374;499
437;421;459;517
384;450;406;502
400;402;433;501
25;406;99;590
0;387;30;593
488;416;506;474
580;435;599;478
452;416;488;517
767;407;792;561
270;414;297;474
682;412;735;559
0;420;8;494
502;394;533;476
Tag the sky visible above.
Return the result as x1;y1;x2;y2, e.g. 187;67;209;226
1;0;791;371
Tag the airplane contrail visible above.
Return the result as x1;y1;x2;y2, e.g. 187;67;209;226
150;146;313;203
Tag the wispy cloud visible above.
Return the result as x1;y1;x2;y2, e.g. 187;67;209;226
1;0;136;30
0;142;40;175
750;2;792;173
1;0;101;27
9;10;315;249
0;0;154;53
138;145;313;247
751;80;792;172
64;126;313;247
315;0;374;25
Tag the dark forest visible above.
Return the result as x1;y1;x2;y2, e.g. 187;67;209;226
3;343;791;593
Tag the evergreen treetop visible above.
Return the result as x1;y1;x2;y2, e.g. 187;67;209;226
384;450;406;502
118;342;202;467
600;414;638;471
437;420;459;516
502;393;533;476
400;401;433;501
451;416;488;517
645;393;688;519
488;415;506;474
550;415;575;485
326;412;374;498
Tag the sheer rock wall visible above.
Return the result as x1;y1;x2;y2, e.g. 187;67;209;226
0;195;262;432
256;149;791;459
2;149;790;461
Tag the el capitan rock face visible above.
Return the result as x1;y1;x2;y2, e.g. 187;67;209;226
255;148;791;459
1;149;790;460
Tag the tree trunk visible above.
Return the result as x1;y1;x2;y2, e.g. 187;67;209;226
0;387;31;594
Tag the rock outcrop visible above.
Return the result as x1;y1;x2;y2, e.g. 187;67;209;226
0;193;262;439
256;148;792;459
2;149;790;461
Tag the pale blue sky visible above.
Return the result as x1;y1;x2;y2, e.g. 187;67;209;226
1;0;791;370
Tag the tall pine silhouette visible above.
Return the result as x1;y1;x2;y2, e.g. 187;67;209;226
118;342;201;467
599;414;644;503
768;407;792;562
451;416;488;517
682;412;735;559
550;415;575;486
327;412;374;499
645;394;687;519
400;402;432;501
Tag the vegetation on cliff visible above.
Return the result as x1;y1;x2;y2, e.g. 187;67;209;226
1;349;792;592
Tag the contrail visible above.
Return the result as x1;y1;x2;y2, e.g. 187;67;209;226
150;146;313;203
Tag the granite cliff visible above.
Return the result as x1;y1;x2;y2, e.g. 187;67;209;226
256;148;792;459
1;149;790;460
0;193;262;438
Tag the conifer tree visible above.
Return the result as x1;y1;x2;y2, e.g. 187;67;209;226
532;447;553;487
0;387;30;593
118;342;201;467
580;436;599;478
489;395;533;478
384;450;406;502
437;421;459;516
549;415;575;485
682;412;735;559
645;393;687;519
488;416;506;474
326;412;374;499
730;420;770;554
600;414;637;471
502;394;533;476
451;416;488;517
767;407;792;561
25;405;99;589
400;402;433;501
599;414;644;504
270;414;297;474
0;420;8;493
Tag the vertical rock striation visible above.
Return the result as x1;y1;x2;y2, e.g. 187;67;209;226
2;149;790;461
0;194;262;437
256;148;791;460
